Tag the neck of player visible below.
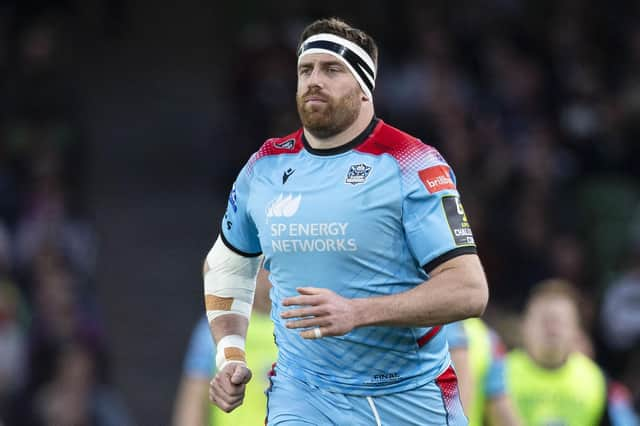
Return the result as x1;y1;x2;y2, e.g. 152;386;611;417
304;102;375;150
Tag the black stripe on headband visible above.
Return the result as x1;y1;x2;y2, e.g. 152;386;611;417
298;40;375;92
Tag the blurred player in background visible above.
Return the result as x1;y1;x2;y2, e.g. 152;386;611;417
446;320;521;426
506;279;639;426
172;269;275;425
203;16;488;425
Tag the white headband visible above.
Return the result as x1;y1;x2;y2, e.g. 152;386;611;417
297;33;376;100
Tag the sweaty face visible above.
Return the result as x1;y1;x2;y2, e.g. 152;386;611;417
296;53;363;139
523;297;580;367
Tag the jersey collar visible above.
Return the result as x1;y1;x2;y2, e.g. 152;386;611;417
301;117;379;156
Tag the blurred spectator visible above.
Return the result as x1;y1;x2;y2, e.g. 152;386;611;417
28;340;131;426
601;224;640;410
507;279;639;425
25;261;103;391
0;1;111;422
3;15;78;119
446;320;521;426
602;231;640;352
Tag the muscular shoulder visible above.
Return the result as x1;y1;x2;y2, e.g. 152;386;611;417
245;129;304;176
357;120;449;185
357;122;443;162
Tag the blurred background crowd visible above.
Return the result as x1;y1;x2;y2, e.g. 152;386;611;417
0;1;134;425
0;0;639;424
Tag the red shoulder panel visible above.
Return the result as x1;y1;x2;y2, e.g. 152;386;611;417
258;130;304;157
356;121;445;172
247;129;303;173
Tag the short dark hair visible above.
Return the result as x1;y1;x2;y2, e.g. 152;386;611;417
298;17;378;67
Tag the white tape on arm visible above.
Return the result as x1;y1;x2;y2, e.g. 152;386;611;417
215;334;246;371
204;235;262;322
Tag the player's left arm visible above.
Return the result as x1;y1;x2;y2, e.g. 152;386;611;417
282;254;487;337
358;253;487;327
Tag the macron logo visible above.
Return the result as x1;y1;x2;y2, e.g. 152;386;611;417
266;193;302;218
418;165;455;193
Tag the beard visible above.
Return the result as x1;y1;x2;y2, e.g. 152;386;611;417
296;87;361;139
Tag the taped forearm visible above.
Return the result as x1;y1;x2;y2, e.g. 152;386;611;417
204;235;262;370
204;235;262;322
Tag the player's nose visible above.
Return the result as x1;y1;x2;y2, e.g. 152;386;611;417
306;67;325;87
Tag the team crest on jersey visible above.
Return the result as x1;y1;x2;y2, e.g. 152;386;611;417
345;163;372;185
274;138;295;150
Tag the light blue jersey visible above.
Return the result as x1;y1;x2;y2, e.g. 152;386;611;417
222;118;477;396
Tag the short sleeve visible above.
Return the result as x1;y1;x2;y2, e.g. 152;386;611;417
402;157;476;272
445;321;469;350
485;330;507;398
220;159;262;256
183;317;215;378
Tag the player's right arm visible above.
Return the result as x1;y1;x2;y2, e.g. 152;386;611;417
204;246;259;412
204;160;263;412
